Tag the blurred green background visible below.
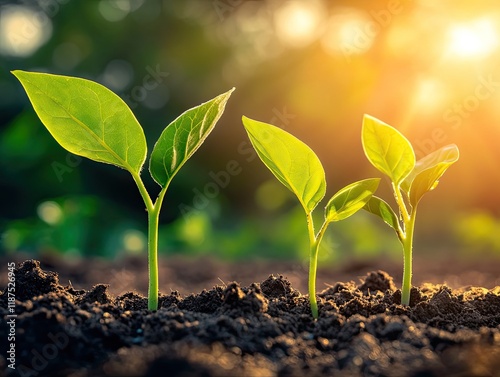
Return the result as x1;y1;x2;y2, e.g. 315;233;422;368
2;0;500;265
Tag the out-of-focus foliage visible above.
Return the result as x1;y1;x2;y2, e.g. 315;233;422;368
453;211;500;256
2;0;500;259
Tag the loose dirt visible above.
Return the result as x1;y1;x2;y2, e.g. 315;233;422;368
1;259;499;376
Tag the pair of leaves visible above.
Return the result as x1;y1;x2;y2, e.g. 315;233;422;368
12;70;234;189
362;114;459;231
242;116;379;224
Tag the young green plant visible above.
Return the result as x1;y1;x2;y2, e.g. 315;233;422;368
12;70;234;310
361;115;459;305
242;116;380;319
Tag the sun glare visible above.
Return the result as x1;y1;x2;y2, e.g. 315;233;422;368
448;19;498;58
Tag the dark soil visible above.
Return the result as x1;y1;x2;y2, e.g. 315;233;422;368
1;259;500;376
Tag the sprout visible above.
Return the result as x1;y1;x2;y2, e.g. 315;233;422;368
13;70;234;310
242;116;379;318
361;114;459;305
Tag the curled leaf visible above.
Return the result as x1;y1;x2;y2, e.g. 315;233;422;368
402;144;459;206
363;196;401;236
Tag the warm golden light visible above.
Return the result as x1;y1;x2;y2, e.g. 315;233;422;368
274;1;325;48
321;9;374;57
448;19;498;58
414;79;445;111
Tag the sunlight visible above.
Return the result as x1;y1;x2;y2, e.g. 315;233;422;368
414;78;445;111
274;1;325;48
448;19;498;58
322;9;374;57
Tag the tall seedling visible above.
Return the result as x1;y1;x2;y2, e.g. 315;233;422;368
361;115;459;305
13;70;234;310
242;116;380;318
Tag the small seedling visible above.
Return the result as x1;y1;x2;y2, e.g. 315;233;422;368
13;70;234;310
242;116;380;319
361;114;459;305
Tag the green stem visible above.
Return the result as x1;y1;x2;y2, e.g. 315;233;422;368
131;172;154;213
306;212;319;319
147;187;168;311
401;208;417;306
309;239;319;319
392;183;410;222
130;171;170;311
306;213;331;320
147;206;160;310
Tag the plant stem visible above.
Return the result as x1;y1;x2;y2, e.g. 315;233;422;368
309;239;319;319
130;171;169;311
148;188;168;310
392;182;410;222
131;172;154;213
147;206;160;310
306;212;319;319
401;208;417;306
306;213;330;319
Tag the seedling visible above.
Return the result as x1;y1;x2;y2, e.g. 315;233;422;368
13;70;234;310
242;116;380;319
361;115;459;305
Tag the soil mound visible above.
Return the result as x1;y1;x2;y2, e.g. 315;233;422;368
1;260;499;376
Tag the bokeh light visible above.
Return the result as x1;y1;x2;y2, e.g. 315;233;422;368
37;201;63;226
98;0;146;22
101;59;134;91
447;19;498;58
3;0;500;261
0;5;52;57
321;8;374;57
122;229;146;254
255;180;289;211
274;1;326;48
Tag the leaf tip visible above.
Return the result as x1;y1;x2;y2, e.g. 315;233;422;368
241;115;254;130
11;70;23;79
449;143;460;159
223;86;236;96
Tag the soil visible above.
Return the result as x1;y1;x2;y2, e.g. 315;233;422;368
1;258;500;377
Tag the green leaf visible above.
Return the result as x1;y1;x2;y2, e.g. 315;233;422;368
12;70;147;174
242;116;326;213
149;88;235;188
363;196;400;233
362;114;415;185
325;178;380;222
401;144;459;192
402;144;459;206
